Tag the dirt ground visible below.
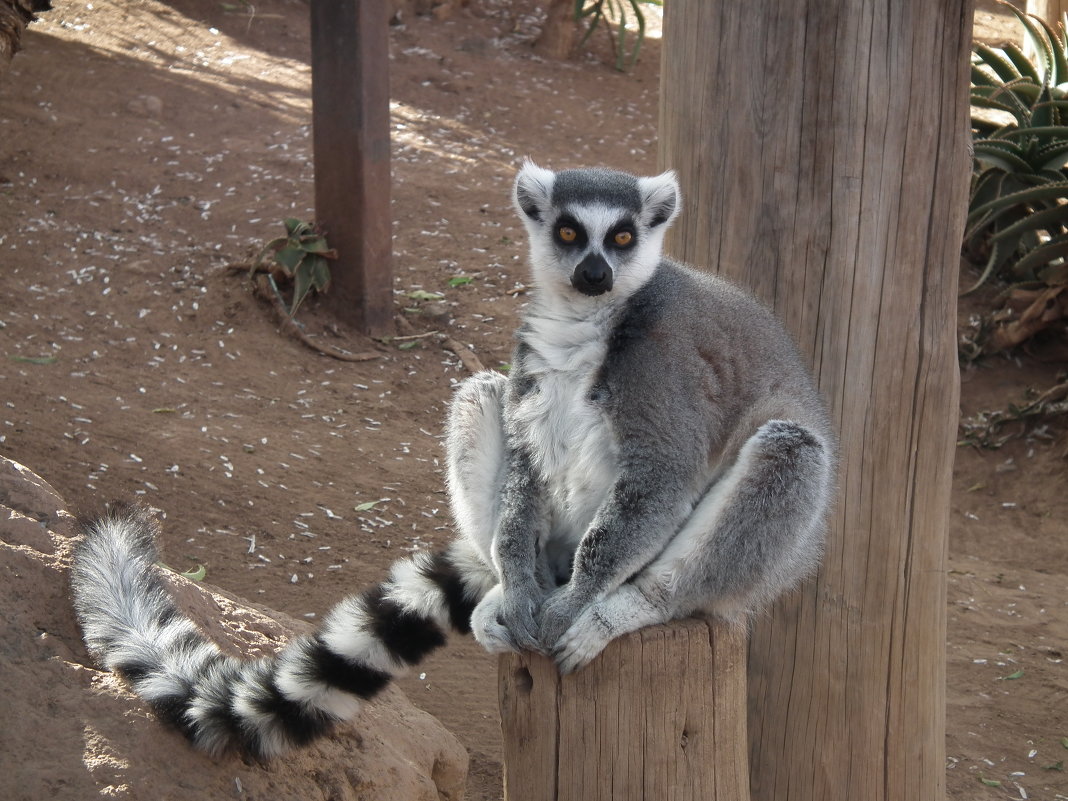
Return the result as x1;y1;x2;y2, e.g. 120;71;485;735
0;1;1065;799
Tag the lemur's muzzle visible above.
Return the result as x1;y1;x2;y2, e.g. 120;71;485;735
571;253;613;296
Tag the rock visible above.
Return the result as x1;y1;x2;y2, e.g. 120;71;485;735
0;456;468;801
125;94;163;118
390;0;466;21
142;95;163;117
421;300;453;324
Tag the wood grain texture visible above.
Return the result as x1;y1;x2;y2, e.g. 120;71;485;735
1026;1;1068;23
659;3;972;800
310;0;393;336
499;618;750;801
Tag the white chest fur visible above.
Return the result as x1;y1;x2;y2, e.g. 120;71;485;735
512;309;620;540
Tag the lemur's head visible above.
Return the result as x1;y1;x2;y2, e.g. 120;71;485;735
513;162;680;303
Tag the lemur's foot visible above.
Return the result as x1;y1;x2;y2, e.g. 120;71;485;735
470;584;543;654
551;607;613;674
537;585;589;658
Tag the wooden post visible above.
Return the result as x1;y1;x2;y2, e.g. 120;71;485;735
310;0;393;336
1024;2;1068;64
499;618;749;801
1026;1;1068;23
659;2;971;801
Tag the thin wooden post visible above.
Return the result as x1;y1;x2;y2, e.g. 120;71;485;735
1026;1;1068;23
499;618;750;801
1024;1;1068;63
310;0;393;336
659;2;971;801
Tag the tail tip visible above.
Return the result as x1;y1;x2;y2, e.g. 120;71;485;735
76;500;163;557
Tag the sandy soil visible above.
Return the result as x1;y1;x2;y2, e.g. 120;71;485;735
0;1;1065;799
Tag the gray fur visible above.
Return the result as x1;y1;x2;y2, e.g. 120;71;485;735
551;168;642;213
70;503;489;757
450;162;836;670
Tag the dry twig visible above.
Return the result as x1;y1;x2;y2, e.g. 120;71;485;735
394;315;486;373
440;336;486;373
232;267;380;362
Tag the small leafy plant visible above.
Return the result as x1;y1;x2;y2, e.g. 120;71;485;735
249;218;336;317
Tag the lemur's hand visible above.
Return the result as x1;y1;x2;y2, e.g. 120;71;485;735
537;584;589;653
470;583;544;654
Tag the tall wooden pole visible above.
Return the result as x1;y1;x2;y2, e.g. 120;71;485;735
659;2;972;800
310;0;393;336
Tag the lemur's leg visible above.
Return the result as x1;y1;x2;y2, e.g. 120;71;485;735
444;370;549;653
552;578;678;673
444;370;510;562
552;420;832;672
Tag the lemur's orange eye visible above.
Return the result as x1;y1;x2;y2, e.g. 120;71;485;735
558;226;578;243
614;230;633;246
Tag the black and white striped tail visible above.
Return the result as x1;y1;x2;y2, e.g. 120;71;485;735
70;504;486;759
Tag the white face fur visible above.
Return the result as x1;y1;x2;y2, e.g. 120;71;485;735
513;162;681;309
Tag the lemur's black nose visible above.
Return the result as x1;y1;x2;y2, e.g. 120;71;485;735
572;253;613;296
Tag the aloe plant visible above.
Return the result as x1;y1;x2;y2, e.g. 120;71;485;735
249;218;336;317
963;2;1068;297
574;0;662;71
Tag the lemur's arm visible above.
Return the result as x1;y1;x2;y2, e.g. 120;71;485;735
492;444;547;588
486;351;553;651
481;444;550;651
537;428;705;648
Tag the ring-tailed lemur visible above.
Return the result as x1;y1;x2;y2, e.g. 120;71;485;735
71;162;835;760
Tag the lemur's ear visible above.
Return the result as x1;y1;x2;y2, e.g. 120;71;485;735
637;171;681;228
514;159;555;222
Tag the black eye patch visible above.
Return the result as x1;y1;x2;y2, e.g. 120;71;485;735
553;216;588;248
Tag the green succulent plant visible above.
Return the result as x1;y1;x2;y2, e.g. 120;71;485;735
250;218;336;318
964;2;1068;294
574;0;662;71
961;2;1068;352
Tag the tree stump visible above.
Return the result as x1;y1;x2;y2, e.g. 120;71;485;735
498;618;749;801
533;0;578;61
0;0;52;78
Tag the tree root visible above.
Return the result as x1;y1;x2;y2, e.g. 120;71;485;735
439;335;486;373
958;379;1068;449
229;263;381;362
394;314;486;373
988;285;1068;353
